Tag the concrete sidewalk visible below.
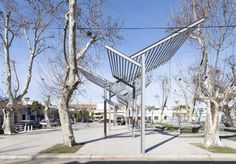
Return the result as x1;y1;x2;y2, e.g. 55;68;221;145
0;123;235;161
76;125;236;158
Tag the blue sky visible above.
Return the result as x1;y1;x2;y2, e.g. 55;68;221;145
75;0;199;107
0;0;202;107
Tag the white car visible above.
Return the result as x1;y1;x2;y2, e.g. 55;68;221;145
40;119;60;127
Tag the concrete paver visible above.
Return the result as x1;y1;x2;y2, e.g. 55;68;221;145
0;123;235;161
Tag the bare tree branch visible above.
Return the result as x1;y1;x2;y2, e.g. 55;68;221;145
3;12;14;101
8;29;15;47
16;53;34;100
17;28;39;100
63;12;69;66
222;85;236;103
23;28;32;52
0;33;6;47
10;60;19;98
76;37;96;61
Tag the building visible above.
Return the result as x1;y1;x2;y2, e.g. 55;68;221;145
69;103;97;122
0;98;59;124
94;103;126;122
70;103;97;111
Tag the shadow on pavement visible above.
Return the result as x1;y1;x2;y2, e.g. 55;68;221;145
79;131;132;144
79;129;171;145
79;129;178;147
145;135;177;153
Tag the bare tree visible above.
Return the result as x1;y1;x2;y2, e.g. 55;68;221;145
174;76;194;121
158;76;169;122
43;95;51;128
170;0;236;147
53;0;121;146
0;0;57;134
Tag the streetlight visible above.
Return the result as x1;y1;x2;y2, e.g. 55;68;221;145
24;97;30;133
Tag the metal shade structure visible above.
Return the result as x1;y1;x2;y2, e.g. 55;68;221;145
105;17;206;154
118;79;151;102
78;66;127;136
117;96;128;106
105;18;206;86
102;96;116;107
78;66;126;94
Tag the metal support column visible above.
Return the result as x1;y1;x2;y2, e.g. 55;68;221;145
132;99;136;137
104;88;107;137
109;92;111;131
141;53;146;154
132;83;136;137
126;105;129;130
114;105;117;125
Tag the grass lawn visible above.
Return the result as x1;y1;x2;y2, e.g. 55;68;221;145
40;143;84;153
197;144;236;154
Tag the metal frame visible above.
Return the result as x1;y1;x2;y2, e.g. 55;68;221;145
105;18;205;86
78;66;127;137
78;66;126;94
105;18;206;154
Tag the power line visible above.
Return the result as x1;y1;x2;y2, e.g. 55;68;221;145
47;24;236;30
28;1;236;31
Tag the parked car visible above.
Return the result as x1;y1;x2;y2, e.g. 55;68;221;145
117;116;125;125
15;120;41;132
40;119;60;127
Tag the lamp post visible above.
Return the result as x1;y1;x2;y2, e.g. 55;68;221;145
24;97;30;133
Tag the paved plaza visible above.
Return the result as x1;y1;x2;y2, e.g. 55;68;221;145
0;123;235;161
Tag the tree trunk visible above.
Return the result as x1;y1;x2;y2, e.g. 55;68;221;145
72;114;77;130
204;101;222;147
187;107;193;122
182;88;192;122
57;0;77;147
160;106;164;122
190;98;196;121
2;108;15;134
44;108;51;128
44;96;51;128
58;98;76;147
223;107;234;127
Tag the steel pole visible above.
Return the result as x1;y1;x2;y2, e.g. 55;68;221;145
126;105;129;129
109;92;111;131
141;53;146;154
25;103;28;133
132;98;136;138
132;84;136;138
114;105;117;125
104;88;107;137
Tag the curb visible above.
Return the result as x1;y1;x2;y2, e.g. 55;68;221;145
0;154;236;161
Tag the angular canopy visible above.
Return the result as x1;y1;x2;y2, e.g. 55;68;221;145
106;18;205;86
78;66;126;95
